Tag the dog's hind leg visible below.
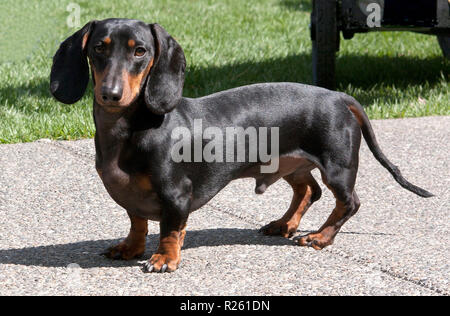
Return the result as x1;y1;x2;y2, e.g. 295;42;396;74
296;166;361;250
260;172;322;238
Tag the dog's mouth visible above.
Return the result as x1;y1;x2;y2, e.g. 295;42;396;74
96;100;134;113
94;71;145;110
100;103;125;110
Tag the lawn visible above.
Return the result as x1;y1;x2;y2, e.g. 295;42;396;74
0;0;448;143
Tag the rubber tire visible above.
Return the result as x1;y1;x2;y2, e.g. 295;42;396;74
312;0;338;90
437;35;450;60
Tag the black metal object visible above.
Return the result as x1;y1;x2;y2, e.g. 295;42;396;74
311;0;338;90
384;0;437;26
438;36;450;58
310;0;450;89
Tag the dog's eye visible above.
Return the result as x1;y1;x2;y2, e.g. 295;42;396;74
135;47;146;57
94;45;105;54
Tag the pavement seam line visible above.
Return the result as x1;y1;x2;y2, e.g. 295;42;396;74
35;139;448;295
0;140;79;206
208;204;447;296
325;248;448;296
37;140;95;164
208;204;266;227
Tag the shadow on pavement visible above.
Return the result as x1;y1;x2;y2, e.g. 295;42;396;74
0;227;393;269
0;228;288;269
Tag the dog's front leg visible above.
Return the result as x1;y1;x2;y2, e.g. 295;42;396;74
144;180;191;273
144;221;187;273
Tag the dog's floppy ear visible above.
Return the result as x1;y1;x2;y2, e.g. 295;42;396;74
145;24;186;115
50;21;96;104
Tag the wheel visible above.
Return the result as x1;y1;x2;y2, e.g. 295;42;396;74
437;35;450;59
311;0;339;90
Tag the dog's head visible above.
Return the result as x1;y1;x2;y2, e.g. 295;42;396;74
50;19;186;115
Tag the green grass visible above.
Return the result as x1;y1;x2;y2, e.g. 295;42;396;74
0;0;448;143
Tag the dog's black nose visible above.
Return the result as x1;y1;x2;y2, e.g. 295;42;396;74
101;86;123;103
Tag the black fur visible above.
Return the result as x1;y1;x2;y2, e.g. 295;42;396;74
50;19;433;273
145;24;186;115
50;21;96;104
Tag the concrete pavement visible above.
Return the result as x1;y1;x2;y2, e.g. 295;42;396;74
0;116;448;296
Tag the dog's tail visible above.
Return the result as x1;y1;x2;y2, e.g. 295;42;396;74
345;97;433;198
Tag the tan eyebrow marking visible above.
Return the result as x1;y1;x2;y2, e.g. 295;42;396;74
128;39;136;48
103;37;112;45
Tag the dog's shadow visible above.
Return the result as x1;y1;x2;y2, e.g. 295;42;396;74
0;227;394;269
0;228;299;269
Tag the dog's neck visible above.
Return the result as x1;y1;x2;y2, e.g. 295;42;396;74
95;95;164;130
93;98;165;162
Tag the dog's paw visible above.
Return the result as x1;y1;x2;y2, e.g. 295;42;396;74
102;241;145;261
294;232;333;250
143;253;180;273
259;220;297;238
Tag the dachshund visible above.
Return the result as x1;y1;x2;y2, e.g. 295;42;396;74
50;19;433;273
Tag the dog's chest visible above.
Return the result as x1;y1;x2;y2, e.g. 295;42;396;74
97;165;163;221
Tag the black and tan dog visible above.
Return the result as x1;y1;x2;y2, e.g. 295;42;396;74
50;19;433;273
